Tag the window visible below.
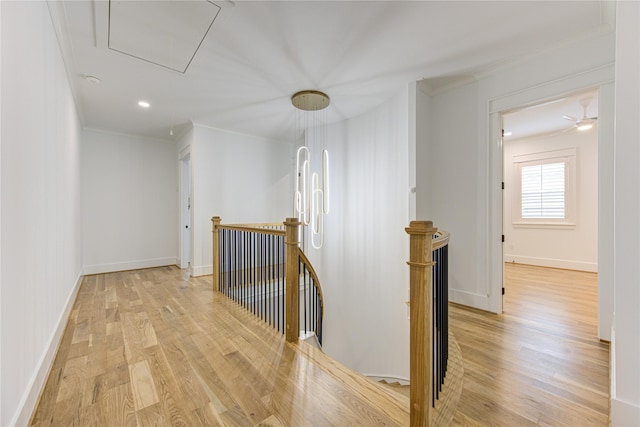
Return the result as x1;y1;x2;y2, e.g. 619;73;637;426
512;148;576;226
521;162;565;218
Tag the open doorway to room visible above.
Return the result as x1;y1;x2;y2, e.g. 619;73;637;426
500;88;599;329
480;75;614;425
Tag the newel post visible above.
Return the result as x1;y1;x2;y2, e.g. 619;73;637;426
406;220;437;427
212;216;221;292
284;217;301;342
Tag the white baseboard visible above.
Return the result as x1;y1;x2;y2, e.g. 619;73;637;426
11;271;84;427
611;398;640;426
504;254;597;272
609;320;640;426
449;288;492;312
83;257;177;275
191;264;212;277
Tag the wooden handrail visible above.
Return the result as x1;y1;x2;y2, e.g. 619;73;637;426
218;223;285;236
222;222;284;228
432;230;450;251
406;220;437;427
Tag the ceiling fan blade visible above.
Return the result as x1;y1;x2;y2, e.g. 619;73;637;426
562;115;577;122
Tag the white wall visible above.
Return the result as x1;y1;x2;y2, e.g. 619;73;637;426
189;124;292;276
422;81;484;306
503;130;598;272
611;2;640;424
307;88;413;380
415;83;431;219
81;129;178;274
418;30;615;315
1;2;83;425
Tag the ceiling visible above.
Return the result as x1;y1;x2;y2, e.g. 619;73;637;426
52;1;614;142
503;88;599;141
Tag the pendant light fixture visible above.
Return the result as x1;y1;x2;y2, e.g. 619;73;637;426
292;90;330;249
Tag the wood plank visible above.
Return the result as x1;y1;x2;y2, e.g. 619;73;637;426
31;266;409;426
98;383;137;427
128;360;160;411
31;262;608;427
451;263;609;426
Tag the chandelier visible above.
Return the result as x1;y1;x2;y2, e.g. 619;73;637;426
292;90;330;249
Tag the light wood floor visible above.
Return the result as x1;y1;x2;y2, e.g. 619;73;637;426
451;263;609;426
30;263;609;426
30;266;410;426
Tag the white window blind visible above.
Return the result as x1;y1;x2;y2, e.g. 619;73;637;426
511;148;576;227
521;162;565;218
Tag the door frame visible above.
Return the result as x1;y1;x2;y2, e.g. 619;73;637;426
487;66;614;340
179;147;192;273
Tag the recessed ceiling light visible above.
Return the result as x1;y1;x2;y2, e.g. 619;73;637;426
138;100;150;108
577;123;594;131
503;131;513;137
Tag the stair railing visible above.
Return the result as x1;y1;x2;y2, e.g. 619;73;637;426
432;230;450;406
212;217;324;345
298;250;325;345
406;221;450;427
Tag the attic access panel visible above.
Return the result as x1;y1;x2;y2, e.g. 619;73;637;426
108;0;221;73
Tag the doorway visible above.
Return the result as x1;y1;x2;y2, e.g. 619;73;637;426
501;90;599;327
489;80;614;341
502;89;599;283
179;151;192;273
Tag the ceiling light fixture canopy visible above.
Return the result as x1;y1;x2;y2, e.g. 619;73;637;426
291;90;330;112
292;89;330;249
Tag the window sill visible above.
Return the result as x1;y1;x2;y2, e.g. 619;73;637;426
512;221;576;229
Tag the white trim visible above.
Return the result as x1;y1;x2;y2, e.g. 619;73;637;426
179;149;192;271
511;148;577;226
82;126;173;144
0;1;3;422
11;272;84;427
607;319;640;426
511;222;576;229
607;318;640;426
611;398;640;426
191;264;212;277
487;111;504;313
488;64;614;114
488;64;615;318
504;256;597;273
83;258;177;275
449;288;491;312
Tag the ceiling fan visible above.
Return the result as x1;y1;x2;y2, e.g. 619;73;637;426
562;98;598;131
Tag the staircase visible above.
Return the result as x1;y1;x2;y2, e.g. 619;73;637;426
378;379;410;398
376;330;465;426
212;217;455;426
